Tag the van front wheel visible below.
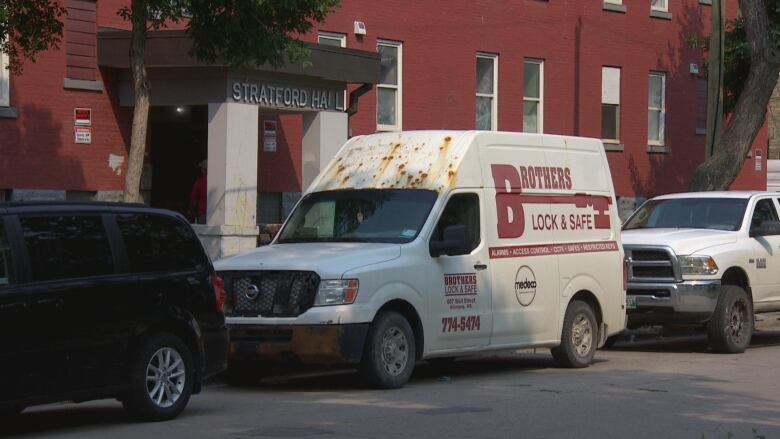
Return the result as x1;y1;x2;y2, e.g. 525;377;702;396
359;311;416;389
551;300;597;368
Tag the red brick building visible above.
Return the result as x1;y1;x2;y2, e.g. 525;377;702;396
0;0;768;255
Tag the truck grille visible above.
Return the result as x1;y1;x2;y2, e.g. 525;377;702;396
624;246;679;282
219;271;320;317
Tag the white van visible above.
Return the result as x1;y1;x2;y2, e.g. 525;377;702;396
215;131;626;388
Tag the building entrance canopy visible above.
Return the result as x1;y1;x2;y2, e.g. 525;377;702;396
98;29;380;259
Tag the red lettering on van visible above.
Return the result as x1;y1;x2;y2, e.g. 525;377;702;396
490;164;526;238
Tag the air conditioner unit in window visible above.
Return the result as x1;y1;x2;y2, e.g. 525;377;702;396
354;21;366;35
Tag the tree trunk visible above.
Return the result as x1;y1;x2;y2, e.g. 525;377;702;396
123;1;150;203
690;0;780;191
705;0;725;158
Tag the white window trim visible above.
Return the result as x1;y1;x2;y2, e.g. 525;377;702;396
317;31;347;47
376;39;402;132
648;72;666;146
601;66;621;143
651;0;668;12
523;58;544;134
476;52;498;131
0;51;9;107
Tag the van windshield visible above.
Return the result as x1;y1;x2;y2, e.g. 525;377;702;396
623;198;748;231
277;189;439;244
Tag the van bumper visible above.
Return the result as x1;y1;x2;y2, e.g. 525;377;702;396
626;280;721;326
228;324;370;365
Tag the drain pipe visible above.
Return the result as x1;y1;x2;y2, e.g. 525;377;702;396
347;83;373;117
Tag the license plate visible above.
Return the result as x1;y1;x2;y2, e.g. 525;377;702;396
626;296;637;310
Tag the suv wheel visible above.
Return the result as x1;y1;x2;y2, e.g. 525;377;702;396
359;311;416;389
707;286;753;353
123;333;195;421
551;300;598;368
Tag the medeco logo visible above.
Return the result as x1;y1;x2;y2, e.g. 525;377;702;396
514;266;537;306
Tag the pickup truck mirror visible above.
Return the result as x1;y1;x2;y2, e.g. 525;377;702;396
430;224;469;257
751;220;780;238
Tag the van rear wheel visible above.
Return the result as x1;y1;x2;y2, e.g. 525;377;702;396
551;300;597;368
123;333;195;421
359;311;416;389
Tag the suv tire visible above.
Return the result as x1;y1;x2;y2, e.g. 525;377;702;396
359;311;416;389
707;286;753;354
552;300;597;368
123;333;195;421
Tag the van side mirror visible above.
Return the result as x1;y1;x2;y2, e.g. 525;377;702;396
751;220;780;238
430;224;469;257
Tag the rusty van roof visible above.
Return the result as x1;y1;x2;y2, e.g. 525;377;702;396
310;131;478;192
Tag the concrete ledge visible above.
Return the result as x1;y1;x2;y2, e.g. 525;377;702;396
603;142;625;152
603;3;627;13
695;128;707;135
63;78;105;92
650;10;672;20
699;0;712;4
0;107;18;118
647;144;669;153
10;189;66;201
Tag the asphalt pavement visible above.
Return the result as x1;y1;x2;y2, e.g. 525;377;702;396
4;324;780;439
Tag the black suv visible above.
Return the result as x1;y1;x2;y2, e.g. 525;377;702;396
0;203;228;421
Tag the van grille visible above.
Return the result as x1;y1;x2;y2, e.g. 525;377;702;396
624;246;679;282
219;271;320;317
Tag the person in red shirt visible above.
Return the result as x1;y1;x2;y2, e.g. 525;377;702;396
189;159;207;224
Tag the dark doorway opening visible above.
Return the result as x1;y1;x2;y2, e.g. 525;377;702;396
149;105;208;220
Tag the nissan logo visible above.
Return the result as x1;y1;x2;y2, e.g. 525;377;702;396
244;284;260;301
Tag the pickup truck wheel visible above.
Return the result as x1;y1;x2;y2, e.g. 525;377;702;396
551;300;597;368
122;333;195;421
359;311;416;389
707;286;753;353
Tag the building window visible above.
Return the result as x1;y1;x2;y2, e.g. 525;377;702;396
377;40;402;131
318;31;346;47
476;53;498;131
523;59;543;133
0;50;9;107
695;78;707;135
601;66;621;142
651;0;668;12
648;72;666;145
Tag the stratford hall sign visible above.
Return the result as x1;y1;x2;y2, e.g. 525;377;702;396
230;80;346;112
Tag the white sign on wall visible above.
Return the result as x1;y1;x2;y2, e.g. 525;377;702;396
75;126;92;144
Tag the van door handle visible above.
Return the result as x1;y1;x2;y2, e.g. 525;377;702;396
0;302;27;311
474;263;488;271
36;298;63;308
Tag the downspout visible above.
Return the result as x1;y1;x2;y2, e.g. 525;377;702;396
348;83;373;117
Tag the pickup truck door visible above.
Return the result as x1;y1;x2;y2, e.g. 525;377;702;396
747;198;780;307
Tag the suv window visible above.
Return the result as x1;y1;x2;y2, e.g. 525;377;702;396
116;213;207;273
0;219;12;286
751;199;779;231
431;193;481;255
20;215;114;282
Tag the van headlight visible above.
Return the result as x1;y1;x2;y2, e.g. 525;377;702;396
678;255;719;276
314;279;359;306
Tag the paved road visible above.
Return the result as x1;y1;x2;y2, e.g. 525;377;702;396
5;327;780;439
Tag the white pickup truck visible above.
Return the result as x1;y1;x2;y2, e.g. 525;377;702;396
621;191;780;353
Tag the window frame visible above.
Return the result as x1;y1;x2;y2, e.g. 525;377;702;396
376;39;403;132
601;66;621;143
0;49;9;107
750;198;780;234
648;71;666;146
317;31;347;48
651;0;669;12
523;58;544;134
429;192;483;257
476;52;498;131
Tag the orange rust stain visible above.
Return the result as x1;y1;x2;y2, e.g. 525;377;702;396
420;172;429;180
336;164;346;173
